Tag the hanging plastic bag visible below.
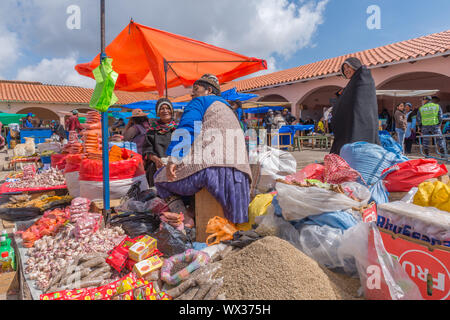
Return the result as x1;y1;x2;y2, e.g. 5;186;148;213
205;216;238;246
237;193;275;231
382;159;448;192
64;154;84;198
276;181;371;221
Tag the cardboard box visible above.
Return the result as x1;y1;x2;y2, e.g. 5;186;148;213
128;235;157;262
132;256;163;279
379;229;450;300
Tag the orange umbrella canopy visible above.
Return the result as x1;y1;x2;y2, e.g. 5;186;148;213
75;21;267;96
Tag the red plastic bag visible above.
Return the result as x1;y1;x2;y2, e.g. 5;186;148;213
79;151;145;182
382;159;448;192
64;154;84;173
285;163;325;183
51;153;68;170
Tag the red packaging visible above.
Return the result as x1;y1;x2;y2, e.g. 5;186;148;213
382;159;448;192
40;288;90;301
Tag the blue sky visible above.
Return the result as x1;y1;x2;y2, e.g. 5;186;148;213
283;0;450;70
0;0;448;88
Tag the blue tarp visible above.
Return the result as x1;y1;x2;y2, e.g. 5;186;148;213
278;125;315;145
244;106;285;114
221;87;258;102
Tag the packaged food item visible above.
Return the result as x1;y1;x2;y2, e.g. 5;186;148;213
112;289;134;300
133;255;163;279
128;235;157;262
157;292;173;300
40;288;90;301
134;283;156;300
126;248;163;272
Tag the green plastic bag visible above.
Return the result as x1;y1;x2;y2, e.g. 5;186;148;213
89;57;119;112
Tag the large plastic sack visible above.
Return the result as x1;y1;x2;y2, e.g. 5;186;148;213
51;153;68;170
338;222;423;300
152;222;194;257
64;154;83;198
379;131;409;160
368;167;398;205
255;146;297;193
276;181;371;221
382;159;448;192
340;142;407;186
79;151;149;201
377;201;450;247
237;193;275;231
295;210;360;231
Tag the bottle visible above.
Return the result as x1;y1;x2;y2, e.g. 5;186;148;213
1;251;12;273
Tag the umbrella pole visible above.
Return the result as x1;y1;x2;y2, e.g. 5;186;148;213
164;59;168;98
100;0;111;220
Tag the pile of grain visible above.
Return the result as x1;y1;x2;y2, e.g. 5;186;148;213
215;236;362;300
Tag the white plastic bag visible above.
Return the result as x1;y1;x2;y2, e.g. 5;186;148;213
338;222;423;300
298;224;347;271
276;181;371;221
80;175;149;201
65;171;80;198
256;146;297;193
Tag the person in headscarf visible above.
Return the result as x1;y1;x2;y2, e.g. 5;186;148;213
154;74;252;226
142;98;177;187
330;57;380;154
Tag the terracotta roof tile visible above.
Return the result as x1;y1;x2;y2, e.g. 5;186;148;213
0;80;161;105
229;29;450;91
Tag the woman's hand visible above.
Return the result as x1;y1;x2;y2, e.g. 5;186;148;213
167;163;177;182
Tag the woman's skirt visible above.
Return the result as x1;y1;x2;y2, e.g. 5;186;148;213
155;167;250;224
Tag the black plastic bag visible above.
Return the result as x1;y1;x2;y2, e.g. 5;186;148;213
152;222;194;257
110;212;161;239
136;188;157;203
0;207;42;221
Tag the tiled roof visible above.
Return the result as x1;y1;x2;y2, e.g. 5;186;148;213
0;80;161;105
228;29;450;92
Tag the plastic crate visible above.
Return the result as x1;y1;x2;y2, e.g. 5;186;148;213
40;156;52;164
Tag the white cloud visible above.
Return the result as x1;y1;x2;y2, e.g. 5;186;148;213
16;54;96;88
1;0;329;85
0;28;20;77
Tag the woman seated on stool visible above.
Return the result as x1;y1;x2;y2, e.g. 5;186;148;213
154;74;252;229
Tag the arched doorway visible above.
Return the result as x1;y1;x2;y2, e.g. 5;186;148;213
296;85;343;122
17;107;59;127
377;72;450;114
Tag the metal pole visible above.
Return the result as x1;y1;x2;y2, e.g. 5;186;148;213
100;0;111;216
164;59;168;98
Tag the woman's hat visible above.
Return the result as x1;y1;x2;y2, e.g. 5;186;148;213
127;109;149;119
156;98;174;116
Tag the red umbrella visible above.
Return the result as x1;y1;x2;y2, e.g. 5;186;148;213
75;20;267;96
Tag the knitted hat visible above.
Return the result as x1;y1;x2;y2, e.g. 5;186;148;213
72;110;79;115
156;98;174;116
194;74;221;95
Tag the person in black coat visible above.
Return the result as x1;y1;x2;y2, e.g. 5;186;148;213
142;98;177;187
330;57;380;155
